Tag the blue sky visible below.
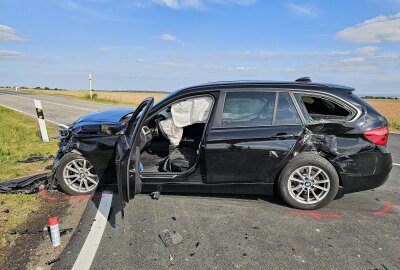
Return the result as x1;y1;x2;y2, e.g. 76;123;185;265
0;0;400;94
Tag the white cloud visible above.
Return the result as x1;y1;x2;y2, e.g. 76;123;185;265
339;57;365;63
204;65;257;72
160;33;180;42
61;0;123;22
337;12;400;43
317;56;377;72
288;3;318;17
210;50;276;61
158;61;188;68
354;46;380;54
0;25;24;41
230;66;256;71
130;0;256;9
331;46;380;55
154;0;202;9
271;67;296;72
308;46;380;56
235;50;275;60
0;50;22;58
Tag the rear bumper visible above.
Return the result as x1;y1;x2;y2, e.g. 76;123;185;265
340;153;392;193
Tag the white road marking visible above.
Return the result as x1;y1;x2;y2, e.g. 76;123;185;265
393;163;400;167
72;191;113;270
2;92;97;112
0;103;68;128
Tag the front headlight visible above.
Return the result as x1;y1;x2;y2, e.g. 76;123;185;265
100;125;113;135
100;125;121;135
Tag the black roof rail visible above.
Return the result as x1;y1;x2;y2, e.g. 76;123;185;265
295;77;312;83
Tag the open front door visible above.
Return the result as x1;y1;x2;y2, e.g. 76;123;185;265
115;97;154;217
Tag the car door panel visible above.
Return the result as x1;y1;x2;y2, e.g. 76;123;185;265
115;97;154;217
205;125;303;183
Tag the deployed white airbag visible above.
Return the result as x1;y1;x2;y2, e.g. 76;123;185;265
159;118;183;146
160;96;212;146
171;97;213;128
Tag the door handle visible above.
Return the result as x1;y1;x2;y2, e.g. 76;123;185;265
271;133;296;139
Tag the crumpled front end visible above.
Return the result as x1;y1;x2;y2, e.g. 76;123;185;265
51;108;134;187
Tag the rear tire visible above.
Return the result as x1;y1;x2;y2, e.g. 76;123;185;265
277;153;339;210
56;153;99;195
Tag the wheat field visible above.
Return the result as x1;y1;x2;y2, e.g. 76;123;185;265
10;88;168;106
365;99;400;131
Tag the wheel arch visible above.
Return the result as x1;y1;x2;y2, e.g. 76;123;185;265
273;151;344;194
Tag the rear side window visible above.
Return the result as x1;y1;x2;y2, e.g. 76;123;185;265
274;93;301;125
221;92;275;127
294;93;352;123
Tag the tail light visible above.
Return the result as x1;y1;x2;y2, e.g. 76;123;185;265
363;126;389;146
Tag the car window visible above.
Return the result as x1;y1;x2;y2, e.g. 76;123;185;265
221;92;276;127
294;93;351;123
274;93;301;125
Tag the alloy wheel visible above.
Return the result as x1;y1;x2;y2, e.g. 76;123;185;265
287;165;331;204
62;158;99;193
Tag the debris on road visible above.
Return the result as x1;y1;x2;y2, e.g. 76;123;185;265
18;155;54;163
159;229;183;247
9;227;72;239
60;227;73;237
0;173;51;194
172;216;176;221
150;191;160;200
10;229;40;235
45;257;60;265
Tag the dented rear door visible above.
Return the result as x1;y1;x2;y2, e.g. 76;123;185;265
115;97;154;217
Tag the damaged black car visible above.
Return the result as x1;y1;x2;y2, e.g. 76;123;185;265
53;77;392;212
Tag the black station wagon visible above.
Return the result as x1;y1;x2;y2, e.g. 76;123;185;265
53;77;392;213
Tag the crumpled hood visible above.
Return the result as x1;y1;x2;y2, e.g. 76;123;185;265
71;108;134;128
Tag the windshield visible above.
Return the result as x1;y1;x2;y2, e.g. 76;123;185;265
119;91;174;125
153;91;174;107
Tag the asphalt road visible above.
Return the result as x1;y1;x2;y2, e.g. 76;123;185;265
1;90;399;269
0;90;125;126
55;136;400;270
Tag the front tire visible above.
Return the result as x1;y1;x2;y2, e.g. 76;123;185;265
56;153;99;195
277;153;339;210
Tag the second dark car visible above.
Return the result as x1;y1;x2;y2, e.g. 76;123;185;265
53;77;392;213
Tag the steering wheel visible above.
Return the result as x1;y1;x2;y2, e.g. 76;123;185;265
155;114;168;140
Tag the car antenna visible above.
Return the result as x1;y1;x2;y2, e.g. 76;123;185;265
295;77;312;83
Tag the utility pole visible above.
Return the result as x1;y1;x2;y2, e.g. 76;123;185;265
89;73;93;99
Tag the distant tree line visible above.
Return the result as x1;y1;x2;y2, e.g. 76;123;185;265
0;86;64;90
362;96;399;100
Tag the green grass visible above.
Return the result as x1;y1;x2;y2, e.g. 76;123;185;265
388;120;400;132
0;107;58;181
0;106;59;261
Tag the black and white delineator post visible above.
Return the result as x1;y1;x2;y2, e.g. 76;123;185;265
34;99;49;143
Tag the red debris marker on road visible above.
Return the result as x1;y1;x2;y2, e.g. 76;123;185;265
372;201;393;216
288;211;341;221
